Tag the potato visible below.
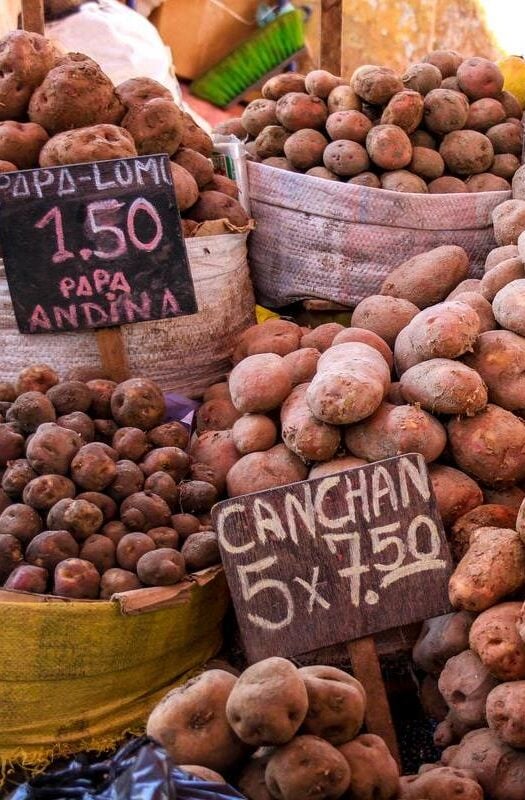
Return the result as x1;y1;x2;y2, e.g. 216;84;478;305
281;383;340;463
492;279;525;336
2;460;37;498
190;431;241;494
29;58;124;135
449;527;525;611
111;427;149;462
298;665;365;745
322;140;369;177
275;93;328;132
120;491;172;531
4;564;47;594
466;98;506;131
213;118;246;138
327;85;361;115
338;734;400;800
262;73;306;100
400;359;487;415
479;258;524;301
380;90;424;133
146;526;179;550
331;327;393;368
447;279;481;298
0;532;23;581
466;173;510;192
284;129;328;170
283;348;321;386
299;324;342;353
486;122;523;157
0;31;61;120
450;504;518;561
485;486;525;512
122;97;183;156
180;112;213;157
457;57;504;100
351;65;403;104
76;492;116;523
485;244;520;271
350;295;419;348
78;534;115;573
7;392;56;434
347;172;381;188
381;246;469;309
365;124;412;170
179;480;217;514
115;532;154;571
70;443;117;491
237;752;274;800
196;397;242;434
409;147;445;180
380;170;428;193
25;529;78;572
241;99;278;137
261;156;297;171
254;125;289;159
428;176;467;193
266;735;350;800
56;412;95;444
94;419;118;443
50;498;103;541
169;162;199;212
108;460;144;502
325;110;372;143
413;611;475;675
226;444;308;497
111;378;165;431
399;766;483;800
87;379;116;419
438;649;498;726
116;76;172;108
53;557;100;599
439;130;494;176
470;602;525;680
0;426;25;468
232;415;277;455
173;147;214;190
345;402;446;463
27;422;81;476
0;503;42;545
23;475;76;511
143;473;178;510
229;353;292;414
0;121;48;170
136;547;185;586
440;293;494;332
428;464;483;526
433;710;473;748
99;567;141;598
181;531;219;572
423;88;469;135
171;513;200;540
306;342;390;425
234;320;302;362
402;62;442;95
423;49;463;78
309;455;367;479
190;191;249;227
147;670;247;771
512;164;525;200
498;89;523;118
490;153;521;180
305;70;344;98
487;682;525;748
39;124;136;167
410;129;437;149
492;199;525;245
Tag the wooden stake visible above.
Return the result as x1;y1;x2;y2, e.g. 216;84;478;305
96;328;131;383
21;0;45;33
347;636;401;767
320;0;343;75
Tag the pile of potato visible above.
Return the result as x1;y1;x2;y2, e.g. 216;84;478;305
0;367;222;599
146;656;405;800
222;49;524;193
411;501;525;800
0;30;248;232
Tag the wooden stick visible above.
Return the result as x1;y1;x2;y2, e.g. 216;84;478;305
320;0;343;75
22;0;45;33
347;636;401;767
96;328;131;383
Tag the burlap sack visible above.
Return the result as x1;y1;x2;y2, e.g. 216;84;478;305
247;162;510;309
0;233;254;396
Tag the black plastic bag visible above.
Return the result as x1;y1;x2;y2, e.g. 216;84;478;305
8;737;246;800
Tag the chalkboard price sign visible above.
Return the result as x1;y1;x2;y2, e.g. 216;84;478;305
0;155;197;334
212;453;453;663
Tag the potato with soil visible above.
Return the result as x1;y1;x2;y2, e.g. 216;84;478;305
492;200;525;246
29;58;124;135
140;446;188;481
57;412;95;444
381;171;428;193
26;422;81;476
262;73;306;100
100;567;141;598
488;123;523;160
338;734;399;800
108;460;144;502
486;682;525;748
120;491;171;531
0;31;60;120
7;392;56;434
423;88;469;135
306;342;390;426
40;124;137;167
325;110;372;144
232;415;277;454
234;320;302;361
226;657;308;746
399;766;483;800
350;295;419;348
447;404;525;486
351;65;403;104
226;444;308;497
428;465;483;526
190;191;249;227
112;427;150;462
450;504;518;561
440;130;494;175
275;93;328;132
413;611;475;675
305;70;344;98
190;430;241;494
0;504;42;544
168;162;199;212
111;378;165;431
399;359;487;416
254;125;290;159
493;279;525;336
241;99;278;137
144;473;179;510
485;244;520;270
409;147;445;180
423;49;463;77
298;665;365;745
181;532;219;572
23;475;76;511
381;245;469;308
283;348;321;386
116;76;173;108
2;460;37;498
79;534;115;574
428;176;467;193
148;421;188;450
491;153;521;180
457;57;504;100
266;735;350;800
122;97;183;156
17;365;60;394
116;532;155;571
180;112;213;157
25;529;78;572
281;383;341;463
53;557;100;599
309;455;367;479
70;443;117;491
438;649;498;727
4;564;48;593
173;147;214;189
0;533;23;580
380;90;424;133
0;426;25;468
136;547;185;586
463;330;525;413
48;498;104;541
323;140;370;177
449;527;525;611
470;602;525;680
283;129;328;171
86;379;116;419
465;173;510;192
365;124;412;170
229;353;292;414
402;62;442;95
345;402;446;463
147;670;247;771
479;258;525;301
447;292;495;332
0;121;48;170
179;481;217;514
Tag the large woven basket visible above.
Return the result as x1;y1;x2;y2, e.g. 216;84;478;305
247;162;510;309
0;234;255;397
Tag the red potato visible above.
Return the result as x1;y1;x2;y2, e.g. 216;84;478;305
450;504;518;561
366;124;412;170
144;473;179;510
351;65;403;104
0;533;23;580
439;649;498;727
226;444;308;497
99;568;142;598
148;422;189;450
241;99;278;137
25;530;78;571
428;464;483;526
331;327;394;369
485;244;519;270
190;431;241;495
70;443;117;491
449;292;496;333
57;412;95;444
466;98;506;131
325;110;372;143
275;93;328;132
23;475;76;511
348;172;381;187
16;365;59;395
423;49;463;77
281;384;341;463
299;665;366;744
323;140;370;177
231;415;277;454
79;534;116;573
300;323;344;352
338;734;400;800
470;602;525;680
148;526;179;549
486;682;525;748
101;521;128;546
140;447;189;482
305;70;344;98
283;348;321;387
399;766;483;800
381;245;469;308
120;491;171;531
409;147;444;180
196;397;242;434
463;330;525;413
284;129;328;170
439;130;494;176
266;736;351;800
112;427;150;461
413;611;475;675
233;320;302;361
350;295;419;348
171;513;200;540
402;62;442;95
485;486;525;512
423;89;469;135
493;279;525;336
229;353;292;414
0;504;42;544
108;460;145;501
26;422;81;475
7;392;56;434
327;85;362;114
136;547;185;586
116;532;155;571
380;90;424;132
4;564;47;593
492;199;525;246
111;378;165;431
87;379;117;418
457;57;504;99
490;153;521;180
0;426;25;467
2;461;37;498
428;176;468;193
399;359;487;416
54;558;100;599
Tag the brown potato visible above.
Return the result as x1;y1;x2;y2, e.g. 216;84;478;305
148;421;189;450
76;492;116;523
457;57;504;100
147;670;248;771
409;147;444;180
254;125;290;159
402;62;442;94
275;93;328;132
423;88;469;135
140;447;189;481
400;359;487;416
111;378;165;431
116;532;155;570
380;90;424;132
94;419;118;444
441;77;461;90
409;129;437;149
486;682;525;748
366;124;412;169
101;521;128;546
381;246;469;308
298;665;365;745
338;734;400;800
48;498;104;541
99;567;141;598
2;460;37;498
429;464;483;526
470;602;525;680
466;98;506;131
171;513;201;539
144;473;179;510
305;70;344;98
232;415;277;455
261;156;298;171
479;257;524;301
485;486;525;512
0;428;25;469
498;90;523;117
172;147;214;189
351;295;419;348
413;611;475;675
196;397;242;434
147;526;179;549
180;112;213;157
70;443;117;491
116;76;172;108
26;422;81;475
440;130;494;175
39;124;136;167
492;279;525;338
325;110;372;143
108;460;144;501
428;176;467;193
0;504;42;544
323;140;370;177
449;504;517;561
136;547;185;585
23;475;76;510
190;191;249;227
351;65;403;104
485;244;519;270
327;85;362;114
181;531;219;571
0;532;23;580
486;122;523;156
226;657;308;746
230;353;292;413
213;118;246;138
0;121;48;169
87;379;117;419
53;557;100;599
423;49;464;78
122;97;183;156
492;199;525;245
4;564;47;593
57;412;95;444
179;481;218;514
262;74;306;100
7;392;56;434
490;153;521;180
399;766;483;800
265;735;351;800
190;430;241;495
25;529;78;571
465;173;510;192
0;31;61;119
380;170;428;193
169;162;199;212
241;99;278;137
120;491;172;531
78;534;115;573
463;330;525;413
283;129;328;170
112;427;150;461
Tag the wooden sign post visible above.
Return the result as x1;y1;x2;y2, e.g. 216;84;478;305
0;156;197;380
320;0;343;75
22;0;45;34
212;453;454;764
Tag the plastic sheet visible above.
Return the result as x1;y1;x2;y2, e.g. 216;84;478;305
8;737;246;800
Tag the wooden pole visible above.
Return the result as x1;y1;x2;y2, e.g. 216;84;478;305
95;328;131;383
320;0;343;75
21;0;45;33
347;637;401;767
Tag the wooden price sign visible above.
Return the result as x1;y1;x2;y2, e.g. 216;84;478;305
212;453;454;761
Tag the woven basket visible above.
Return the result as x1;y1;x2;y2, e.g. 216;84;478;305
247;162;510;309
0;233;255;397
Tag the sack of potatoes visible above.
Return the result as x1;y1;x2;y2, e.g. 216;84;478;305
223;49;523;194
